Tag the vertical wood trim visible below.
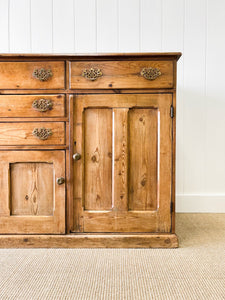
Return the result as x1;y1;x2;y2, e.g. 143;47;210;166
162;0;184;196
74;0;97;53
118;0;140;52
205;0;225;193
9;0;31;53
172;89;176;232
52;0;74;53
73;96;84;232
95;0;97;52
29;0;32;52
96;0;118;52
162;0;184;51
160;0;163;51
31;0;53;53
67;94;74;233
183;0;206;194
158;95;173;231
0;162;10;216
8;0;10;52
113;108;128;211
140;0;162;52
0;0;9;53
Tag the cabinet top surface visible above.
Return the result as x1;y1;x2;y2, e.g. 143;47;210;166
0;52;182;60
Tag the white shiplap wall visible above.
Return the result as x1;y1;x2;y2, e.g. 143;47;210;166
0;0;225;212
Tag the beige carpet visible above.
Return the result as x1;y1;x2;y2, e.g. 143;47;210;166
0;214;224;300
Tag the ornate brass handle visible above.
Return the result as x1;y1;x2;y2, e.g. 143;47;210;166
140;67;161;80
82;68;102;81
32;99;53;112
32;127;52;140
33;68;53;81
56;177;65;185
73;153;81;161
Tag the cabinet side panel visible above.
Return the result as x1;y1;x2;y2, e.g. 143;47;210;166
84;108;112;210
10;163;54;216
128;108;158;211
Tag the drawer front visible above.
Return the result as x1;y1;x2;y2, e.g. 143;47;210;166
70;60;173;89
0;61;65;89
0;95;65;118
0;122;65;145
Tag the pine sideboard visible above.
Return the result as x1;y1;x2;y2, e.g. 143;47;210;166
0;53;181;248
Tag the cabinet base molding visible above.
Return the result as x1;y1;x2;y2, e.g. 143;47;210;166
0;234;178;248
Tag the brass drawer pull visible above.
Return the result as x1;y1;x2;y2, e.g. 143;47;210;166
32;99;53;112
82;68;102;81
32;127;52;140
56;177;65;185
33;68;53;81
140;67;161;80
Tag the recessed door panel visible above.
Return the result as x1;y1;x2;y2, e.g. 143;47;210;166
129;108;158;211
10;162;54;216
84;108;112;210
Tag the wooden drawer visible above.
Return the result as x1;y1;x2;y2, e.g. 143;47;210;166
0;61;65;89
0;122;65;145
0;95;65;118
70;60;173;89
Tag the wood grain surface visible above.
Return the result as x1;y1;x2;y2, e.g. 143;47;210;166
0;151;65;234
0;61;65;89
0;233;178;248
0;94;65;118
10;162;54;216
0;54;179;247
70;60;174;89
129;108;158;211
73;93;172;233
113;108;129;211
0;122;65;145
84;108;112;210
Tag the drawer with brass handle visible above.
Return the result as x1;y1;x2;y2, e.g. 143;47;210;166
0;61;65;89
70;60;173;89
0;95;65;118
0;122;65;145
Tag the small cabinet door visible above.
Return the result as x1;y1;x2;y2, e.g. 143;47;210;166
73;94;173;233
0;151;65;234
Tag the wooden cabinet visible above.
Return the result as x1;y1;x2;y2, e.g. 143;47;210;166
0;53;181;248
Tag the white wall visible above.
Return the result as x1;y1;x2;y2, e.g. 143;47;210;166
0;0;225;212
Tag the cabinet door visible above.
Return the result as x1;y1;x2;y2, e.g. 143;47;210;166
73;94;173;233
0;151;65;234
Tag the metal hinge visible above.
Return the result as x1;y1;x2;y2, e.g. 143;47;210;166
170;201;173;213
170;105;174;118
